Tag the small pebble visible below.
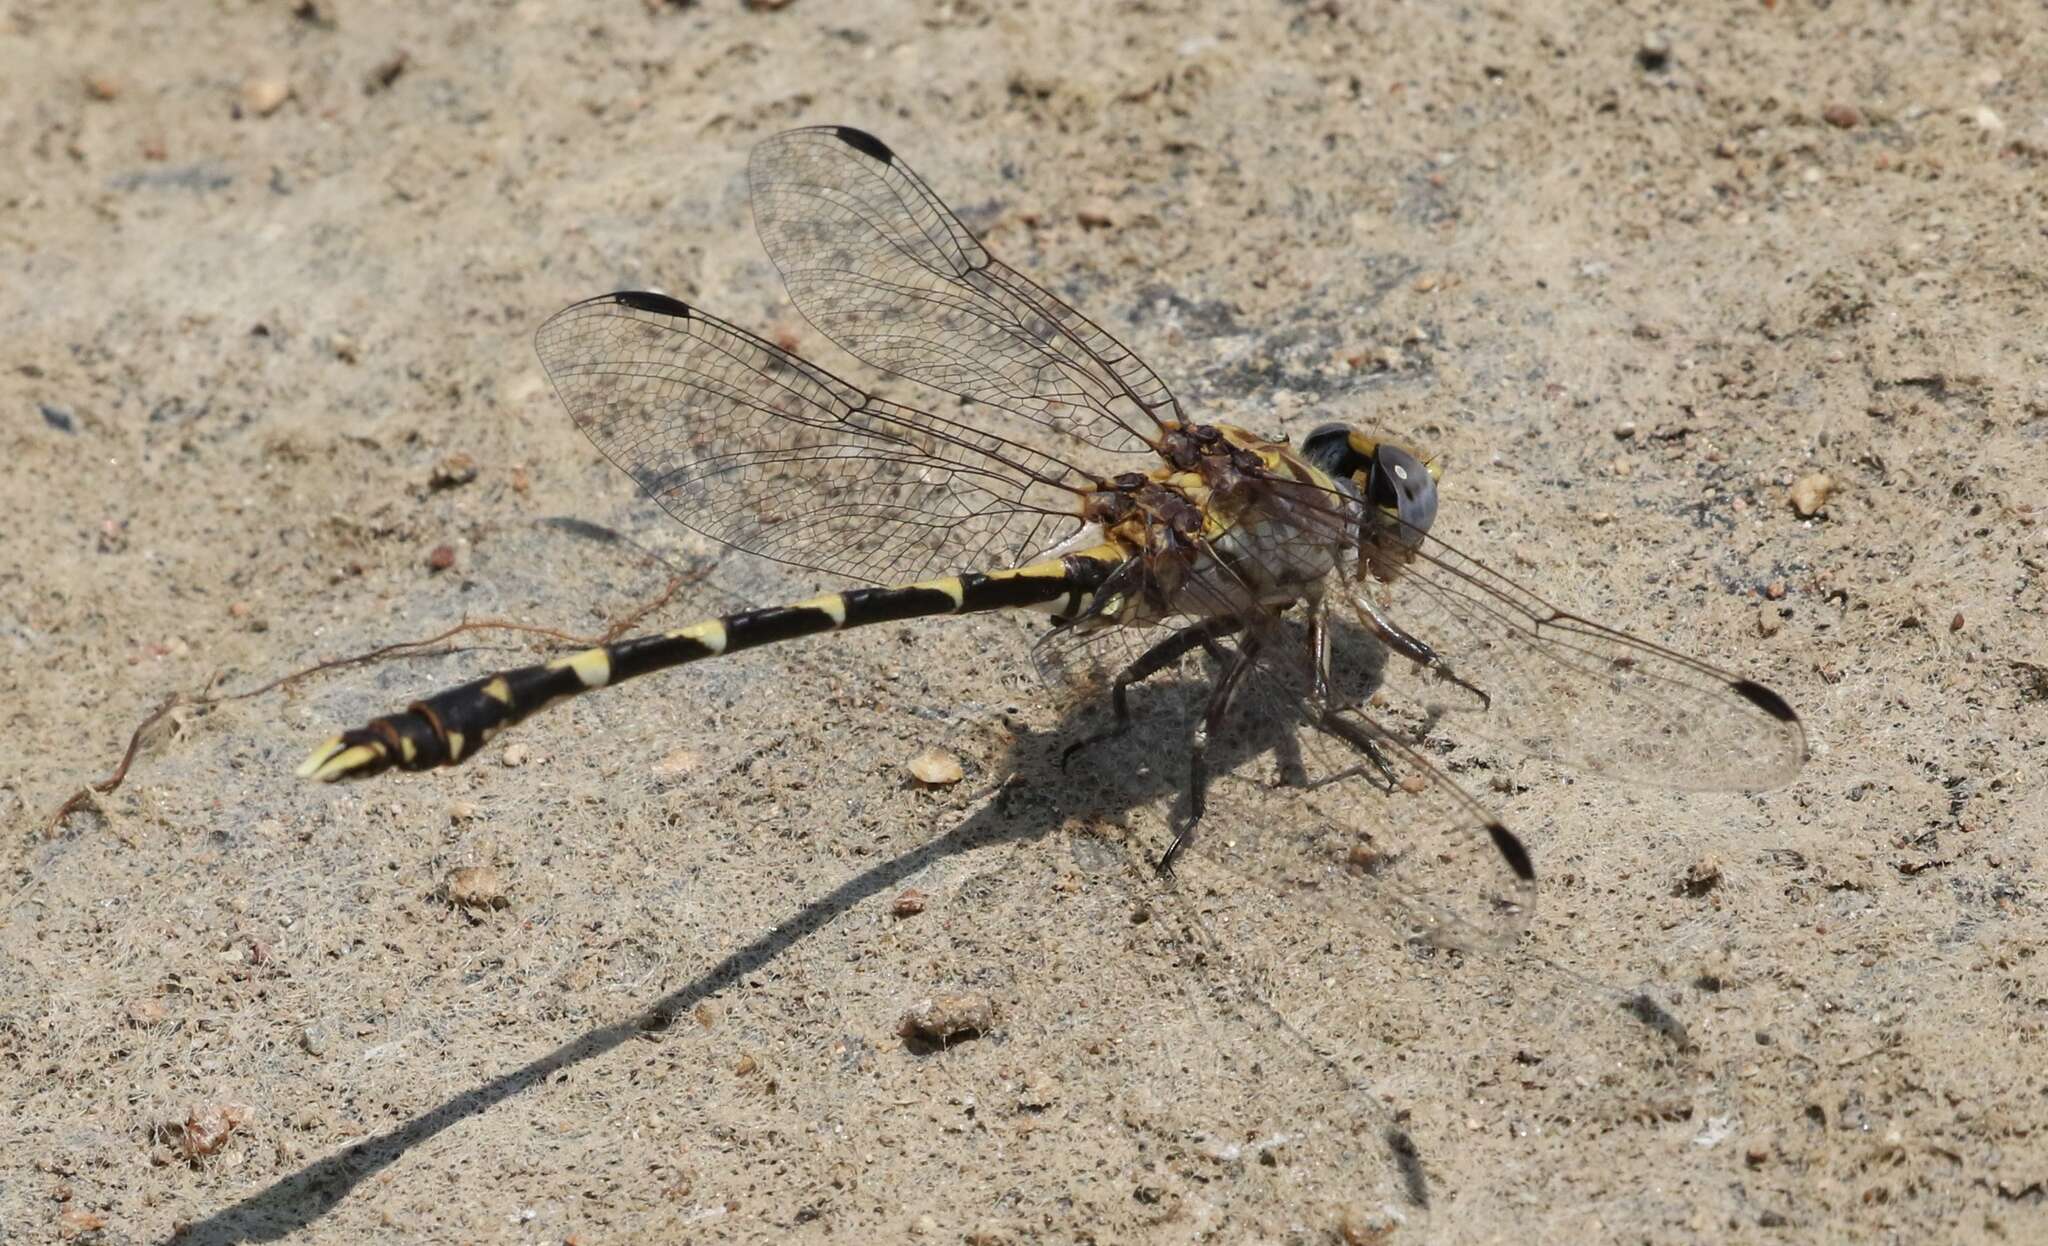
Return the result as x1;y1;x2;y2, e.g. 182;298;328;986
1765;580;1786;601
1789;472;1835;517
125;998;169;1028
429;452;479;489
651;747;702;777
446;865;508;909
171;1103;252;1162
59;1208;108;1236
365;51;410;93
84;74;120;101
1636;31;1671;72
447;800;479;822
425;543;456;572
1970;106;2004;134
906;747;963;786
1683;856;1723;896
499;744;529;769
1339;1205;1396;1245
1757;608;1782;638
1822;103;1862;129
892;888;928;918
299;1023;331;1056
1346;843;1387;875
1411;273;1440;293
1949;612;1964;633
1075;203;1115;230
1613;421;1636;440
241;76;292;117
900;992;995;1043
39;403;74;433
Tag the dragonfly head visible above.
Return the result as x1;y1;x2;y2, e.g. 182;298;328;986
1302;424;1441;550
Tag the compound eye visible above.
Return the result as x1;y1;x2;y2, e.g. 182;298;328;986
1371;445;1438;545
1301;423;1362;478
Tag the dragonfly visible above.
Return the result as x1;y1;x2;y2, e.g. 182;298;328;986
298;125;1806;950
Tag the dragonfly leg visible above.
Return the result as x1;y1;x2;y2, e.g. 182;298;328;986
1351;589;1492;710
1160;629;1264;877
1305;601;1397;791
1060;617;1245;769
1305;711;1400;792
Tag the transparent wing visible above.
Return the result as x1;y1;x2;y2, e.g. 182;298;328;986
1208;636;1539;952
1223;467;1807;793
1043;524;1700;1097
749;125;1178;456
1359;530;1809;791
1045;542;1537;951
534;291;1090;586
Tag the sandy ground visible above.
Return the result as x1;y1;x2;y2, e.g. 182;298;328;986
4;0;2045;1241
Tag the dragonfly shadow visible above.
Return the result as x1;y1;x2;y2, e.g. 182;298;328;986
1052;617;1405;823
176;693;1430;1242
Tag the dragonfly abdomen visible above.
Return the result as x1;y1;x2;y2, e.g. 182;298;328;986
298;550;1123;782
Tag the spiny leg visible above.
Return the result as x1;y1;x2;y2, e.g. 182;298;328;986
1305;599;1397;791
1159;629;1264;877
1305;712;1401;793
1060;617;1245;769
1351;589;1492;709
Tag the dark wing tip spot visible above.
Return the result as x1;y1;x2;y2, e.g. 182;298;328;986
1730;679;1799;723
830;126;895;165
1486;821;1536;882
612;290;693;319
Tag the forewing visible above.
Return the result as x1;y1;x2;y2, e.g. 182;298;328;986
1222;466;1805;793
534;291;1088;586
749;125;1177;456
1361;531;1808;791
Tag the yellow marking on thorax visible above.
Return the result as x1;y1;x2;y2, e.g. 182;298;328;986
546;648;613;689
482;676;515;704
667;618;730;653
794;593;849;626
